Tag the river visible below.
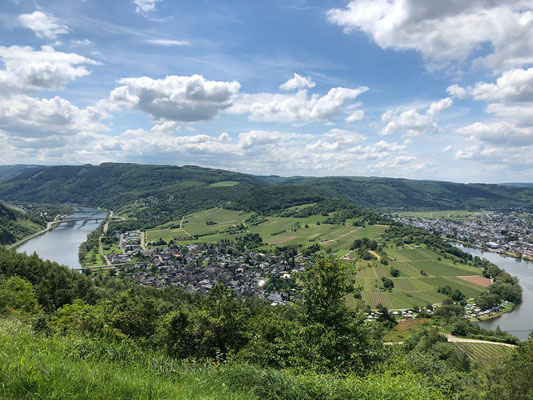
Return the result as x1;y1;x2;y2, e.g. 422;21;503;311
16;207;107;270
455;244;533;341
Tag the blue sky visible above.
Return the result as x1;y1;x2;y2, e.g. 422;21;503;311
0;0;532;183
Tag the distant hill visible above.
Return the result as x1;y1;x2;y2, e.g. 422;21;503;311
254;176;533;211
0;165;47;181
502;183;533;188
0;164;532;227
0;163;266;227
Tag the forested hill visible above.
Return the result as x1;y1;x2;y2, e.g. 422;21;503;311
0;163;265;207
0;165;47;181
0;203;45;245
255;176;533;210
0;164;532;216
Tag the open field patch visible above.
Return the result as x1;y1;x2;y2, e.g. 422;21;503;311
458;275;492;287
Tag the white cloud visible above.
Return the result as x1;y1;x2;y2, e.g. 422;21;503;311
146;39;191;46
442;145;452;152
470;68;533;102
380;97;452;136
109;74;241;122
18;11;69;39
345;108;365;122
426;97;453;117
457;121;533;146
446;84;467;99
228;86;368;123
0;94;109;139
280;73;315;90
327;1;533;71
71;39;94;47
0;45;97;93
307;128;367;151
133;0;161;14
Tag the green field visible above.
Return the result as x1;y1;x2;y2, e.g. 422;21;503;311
356;246;486;309
146;208;488;310
147;207;388;251
208;180;241;187
452;342;514;364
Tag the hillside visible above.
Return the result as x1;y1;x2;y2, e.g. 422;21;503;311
0;203;44;245
0;164;532;224
0;165;47;181
259;176;533;210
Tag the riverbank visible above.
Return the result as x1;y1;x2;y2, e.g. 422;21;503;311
7;222;57;250
448;238;533;262
16;208;108;270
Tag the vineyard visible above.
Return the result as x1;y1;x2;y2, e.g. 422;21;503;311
453;342;515;364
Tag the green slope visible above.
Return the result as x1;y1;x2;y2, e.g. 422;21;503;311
0;164;532;219
0;203;45;245
257;176;533;210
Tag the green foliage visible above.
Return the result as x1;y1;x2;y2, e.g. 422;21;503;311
0;276;41;315
486;338;533;399
0;246;98;312
0;316;446;400
227;185;326;214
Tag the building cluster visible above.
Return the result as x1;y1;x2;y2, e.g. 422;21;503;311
393;211;533;259
107;230;142;264
118;241;304;305
464;301;509;319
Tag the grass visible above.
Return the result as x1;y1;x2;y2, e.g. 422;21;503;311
0;317;445;400
82;248;104;267
452;342;514;364
209;181;241;187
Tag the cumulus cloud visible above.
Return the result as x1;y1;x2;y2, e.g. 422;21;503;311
228;85;368;123
280;73;315;90
307;128;367;151
469;68;533;102
0;45;97;93
133;0;161;14
0;94;109;138
18;11;69;39
109;74;241;122
457;121;533;147
327;0;533;71
380;97;452;136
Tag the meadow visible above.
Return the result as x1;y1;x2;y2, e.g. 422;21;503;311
146;207;489;310
0;317;445;400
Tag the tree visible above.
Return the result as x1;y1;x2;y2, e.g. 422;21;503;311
301;256;353;327
299;256;384;372
376;303;397;328
0;276;40;315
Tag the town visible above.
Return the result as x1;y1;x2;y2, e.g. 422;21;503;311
393;210;533;260
107;233;303;305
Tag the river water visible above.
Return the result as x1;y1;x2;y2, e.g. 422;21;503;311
17;207;107;270
455;244;533;341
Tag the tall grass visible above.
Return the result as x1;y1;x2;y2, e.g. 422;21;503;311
0;317;444;399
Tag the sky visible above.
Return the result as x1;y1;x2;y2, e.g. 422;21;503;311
0;0;532;183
